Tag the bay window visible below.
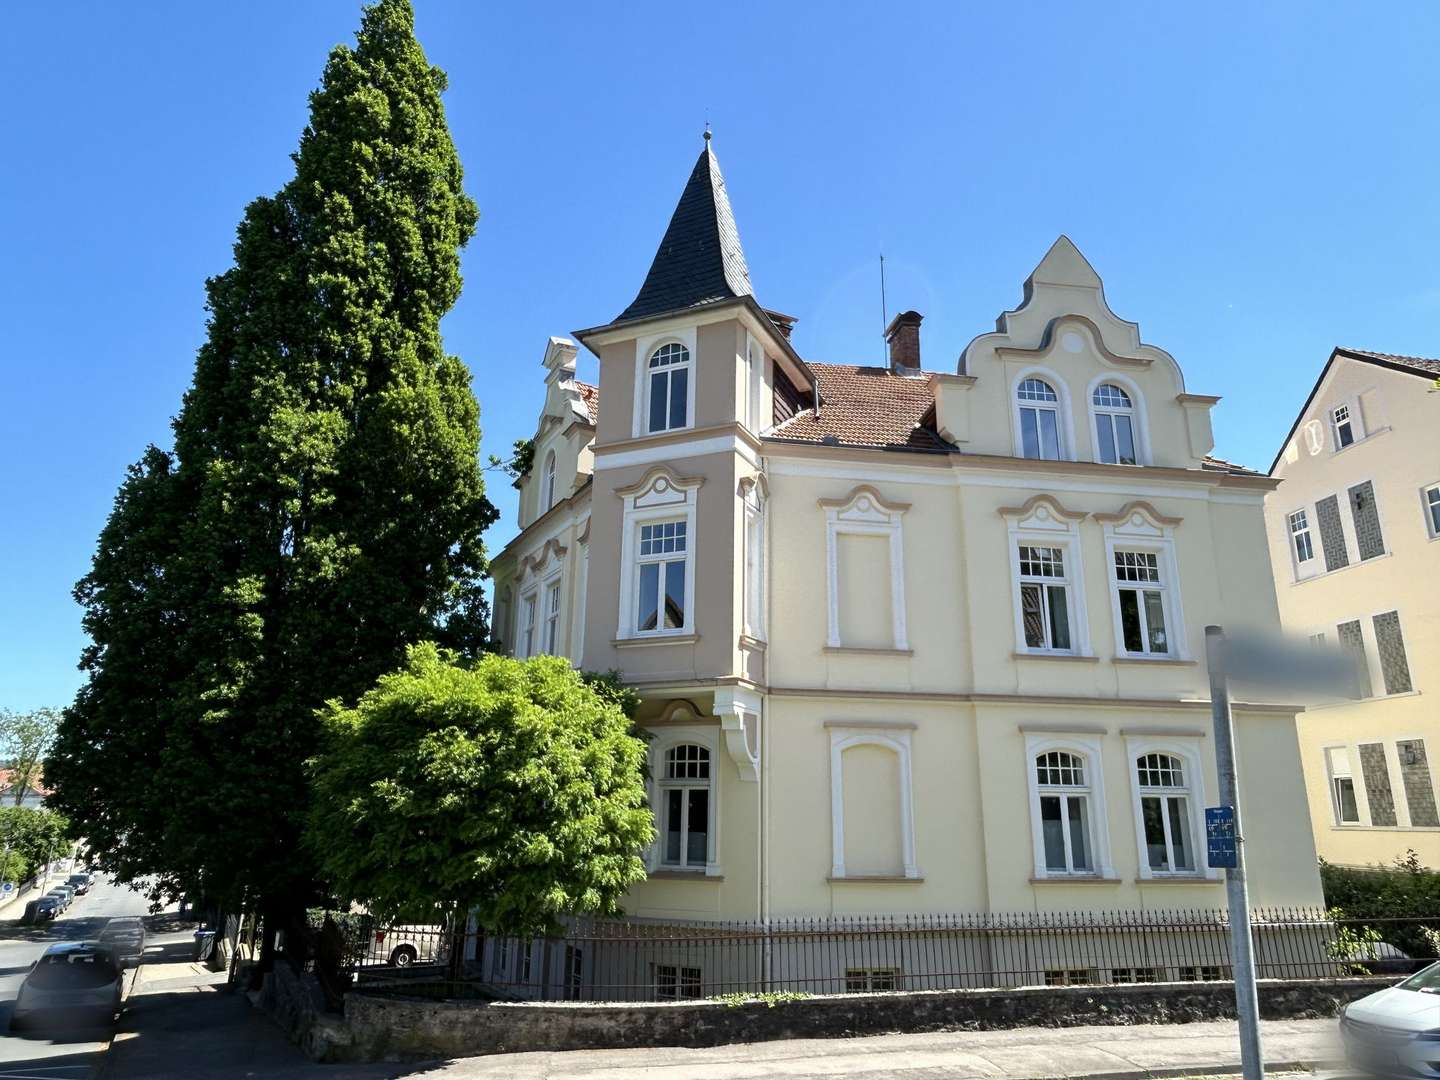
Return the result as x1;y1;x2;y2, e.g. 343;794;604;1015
636;520;687;632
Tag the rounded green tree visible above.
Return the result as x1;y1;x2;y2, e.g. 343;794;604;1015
307;645;653;939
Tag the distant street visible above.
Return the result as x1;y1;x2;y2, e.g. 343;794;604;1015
0;872;171;1079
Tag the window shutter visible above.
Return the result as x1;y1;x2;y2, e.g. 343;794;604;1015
1397;740;1438;827
1348;481;1385;561
1315;495;1349;571
1358;743;1396;826
1336;619;1372;699
1372;610;1413;695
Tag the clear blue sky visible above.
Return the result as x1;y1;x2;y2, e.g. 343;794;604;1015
3;2;1438;710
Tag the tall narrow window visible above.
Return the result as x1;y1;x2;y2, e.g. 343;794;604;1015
1114;550;1170;656
543;580;561;655
647;343;690;433
1018;545;1073;652
660;744;711;870
1336;619;1372;699
519;593;537;658
564;946;584;1000
1017;378;1062;460
636;520;686;632
542;451;557;512
1288;510;1314;566
1425;485;1440;539
743;496;765;639
1326;747;1360;824
1136;753;1195;874
1348;481;1385;561
1092;384;1138;465
1035;751;1094;874
1332;404;1355;449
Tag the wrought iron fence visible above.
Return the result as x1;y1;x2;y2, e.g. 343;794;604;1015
349;907;1440;1003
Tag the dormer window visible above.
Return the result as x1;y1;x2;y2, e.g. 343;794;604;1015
1092;384;1137;465
1017;378;1061;460
1331;404;1355;449
541;451;557;512
647;343;690;434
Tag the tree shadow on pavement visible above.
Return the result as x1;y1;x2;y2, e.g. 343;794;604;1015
0;1044;109;1079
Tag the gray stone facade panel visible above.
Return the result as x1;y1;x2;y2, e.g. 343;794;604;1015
1373;610;1413;695
1337;620;1372;699
1397;740;1438;827
1316;495;1349;572
1348;482;1385;562
1359;742;1396;826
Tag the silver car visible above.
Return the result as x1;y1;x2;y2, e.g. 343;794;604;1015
1341;960;1440;1077
10;942;124;1033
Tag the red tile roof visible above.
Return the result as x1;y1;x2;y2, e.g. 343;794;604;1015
1200;454;1259;475
575;381;600;424
768;363;953;452
0;769;48;798
1339;348;1440;377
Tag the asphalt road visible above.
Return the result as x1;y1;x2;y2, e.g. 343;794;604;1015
0;872;159;1080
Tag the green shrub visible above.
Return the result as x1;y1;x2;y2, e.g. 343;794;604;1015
1320;851;1440;960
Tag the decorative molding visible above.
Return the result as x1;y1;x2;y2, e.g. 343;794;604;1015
1017;722;1107;735
1112;657;1198;667
1012;652;1100;663
738;634;767;652
823;486;909;651
1124;734;1220;882
517;537;568;579
655;699;704;725
712;686;762;783
644;726;722;877
823;719;918;731
765;685;1302;714
1176;393;1221;405
612;633;700;649
827;875;925;884
994;314;1155;369
614;465;705;502
1024;731;1116;882
997;493;1089;524
1028;876;1122;886
1119;726;1207;738
824;646;915;657
647;871;724;882
1093;500;1184;528
817;484;911;515
829;727;919;880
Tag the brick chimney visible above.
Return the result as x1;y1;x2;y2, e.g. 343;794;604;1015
885;310;923;373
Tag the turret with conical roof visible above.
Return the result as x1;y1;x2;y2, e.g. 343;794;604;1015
616;132;754;324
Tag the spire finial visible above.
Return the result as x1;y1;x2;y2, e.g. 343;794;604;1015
703;122;711;144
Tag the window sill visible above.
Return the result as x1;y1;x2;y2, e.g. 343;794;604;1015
1135;874;1222;885
1013;651;1099;663
1291;549;1393;585
1029;875;1122;886
613;633;700;648
739;634;767;652
1306;689;1421;711
1112;656;1197;666
1328;824;1440;833
647;870;724;881
824;646;914;657
827;875;924;883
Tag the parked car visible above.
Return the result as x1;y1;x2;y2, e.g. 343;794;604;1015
368;925;446;968
10;942;124;1032
1340;960;1440;1076
45;887;73;912
66;873;93;896
21;897;60;924
97;917;147;969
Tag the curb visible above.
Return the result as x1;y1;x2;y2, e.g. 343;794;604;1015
1074;1059;1344;1080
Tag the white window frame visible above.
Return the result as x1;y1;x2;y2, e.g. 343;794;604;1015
648;728;721;876
1110;549;1174;658
1324;744;1364;826
741;476;767;641
742;332;765;435
541;449;557;512
1099;505;1188;661
518;590;538;659
653;963;703;999
542;574;562;655
1024;732;1114;880
1011;366;1075;461
1125;737;1215;881
1001;495;1093;658
1423;483;1440;542
1016;542;1079;654
1086;373;1150;467
574;525;590;663
1287;507;1319;580
820;486;909;651
615;468;702;640
631;328;698;439
1330;400;1363;451
828;724;919;880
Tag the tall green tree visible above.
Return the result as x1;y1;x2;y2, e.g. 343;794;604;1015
0;708;59;805
307;647;653;941
47;0;494;937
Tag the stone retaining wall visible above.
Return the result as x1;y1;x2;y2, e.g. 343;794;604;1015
317;977;1388;1064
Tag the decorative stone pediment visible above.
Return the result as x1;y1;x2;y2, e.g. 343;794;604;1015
737;472;769;509
518;537;567;578
997;493;1088;531
818;484;909;524
616;466;704;508
1094;500;1182;536
712;686;761;782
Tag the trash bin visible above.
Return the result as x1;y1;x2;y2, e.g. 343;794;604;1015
193;929;217;962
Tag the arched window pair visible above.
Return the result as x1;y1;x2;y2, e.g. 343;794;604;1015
1015;377;1138;465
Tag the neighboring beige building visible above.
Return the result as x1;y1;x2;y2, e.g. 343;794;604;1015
1264;347;1440;869
489;136;1323;976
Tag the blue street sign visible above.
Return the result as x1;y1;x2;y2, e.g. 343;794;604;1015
1206;805;1237;869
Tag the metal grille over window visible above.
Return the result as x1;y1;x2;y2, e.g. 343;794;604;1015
1315;495;1349;572
1372;610;1413;695
1397;740;1439;827
1358;743;1397;826
1336;619;1372;699
1348;481;1385;561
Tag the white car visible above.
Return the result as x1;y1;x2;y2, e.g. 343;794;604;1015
1341;960;1440;1077
10;942;124;1033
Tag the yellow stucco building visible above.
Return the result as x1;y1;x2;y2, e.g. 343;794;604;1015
488;137;1324;993
1265;347;1440;869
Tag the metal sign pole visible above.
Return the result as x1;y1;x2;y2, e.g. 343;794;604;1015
1205;625;1264;1080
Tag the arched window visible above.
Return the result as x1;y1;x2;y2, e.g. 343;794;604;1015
660;744;711;870
542;451;557;511
1135;752;1195;873
647;343;691;434
1017;378;1062;460
1035;750;1094;874
1092;383;1138;465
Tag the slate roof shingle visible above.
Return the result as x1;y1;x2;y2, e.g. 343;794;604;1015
615;140;754;324
767;363;953;452
1340;348;1440;377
